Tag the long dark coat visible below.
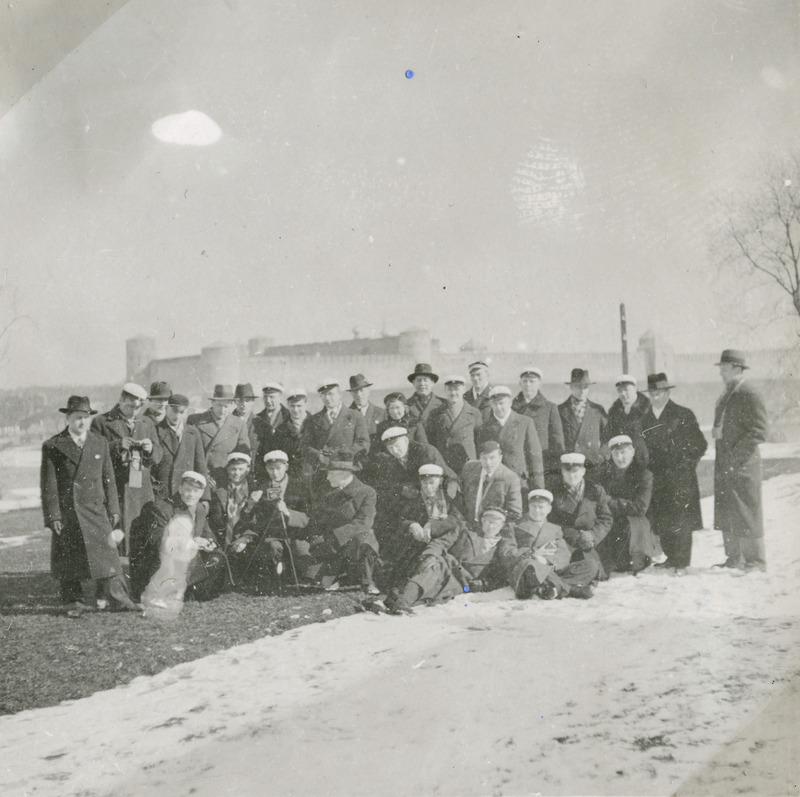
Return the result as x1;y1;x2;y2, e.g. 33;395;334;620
91;406;163;534
479;410;545;490
497;519;572;585
511;391;566;476
604;392;652;465
464;385;493;417
272;416;313;478
641;400;707;534
713;379;769;537
349;402;386;447
305;406;371;464
187;409;250;482
151;420;208;500
425;401;483;474
406;393;448;427
311;476;378;550
558;398;608;467
40;430;123;581
252;405;292;478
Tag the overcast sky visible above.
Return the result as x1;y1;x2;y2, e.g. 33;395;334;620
1;0;798;388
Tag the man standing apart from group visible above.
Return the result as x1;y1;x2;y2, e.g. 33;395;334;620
712;350;769;573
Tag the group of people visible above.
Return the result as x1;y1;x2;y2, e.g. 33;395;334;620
39;348;769;617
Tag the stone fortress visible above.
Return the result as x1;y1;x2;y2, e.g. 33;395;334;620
127;329;797;425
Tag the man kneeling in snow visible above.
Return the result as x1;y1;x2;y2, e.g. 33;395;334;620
498;489;597;600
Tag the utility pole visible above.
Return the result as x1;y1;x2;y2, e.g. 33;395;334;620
619;303;629;373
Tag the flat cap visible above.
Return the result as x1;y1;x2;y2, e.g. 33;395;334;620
262;382;284;394
226;451;251;465
608;435;634;449
317;378;340;393
286;387;308;400
468;361;489;372
528;489;554;503
443;375;466;385
489;385;513;398
520;366;543;378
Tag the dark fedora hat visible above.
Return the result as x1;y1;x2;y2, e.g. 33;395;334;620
565;368;595;387
59;395;97;415
234;383;257;400
209;384;235;400
168;393;190;407
715;349;749;369
148;381;172;399
646;373;676;392
347;373;373;391
325;450;360;472
407;363;439;383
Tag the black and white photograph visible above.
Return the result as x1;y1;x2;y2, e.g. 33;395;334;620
1;1;799;795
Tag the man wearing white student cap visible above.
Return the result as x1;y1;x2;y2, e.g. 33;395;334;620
464;360;493;416
426;374;484;473
306;378;370;468
604;373;652;466
252;381;291;479
512;365;565;486
479;384;544;493
92;381;164;547
273;387;313;477
548;452;613;582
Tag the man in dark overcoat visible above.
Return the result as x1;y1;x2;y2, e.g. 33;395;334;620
406;363;447;427
479;385;544;492
91;382;163;552
41;395;137;616
151;394;207;500
558;369;608;469
549;453;614;581
272;387;313;479
712;350;769;572
233;383;260;456
426;374;483;474
511;365;566;486
464;360;493;417
347;373;386;449
187;384;251;485
604;374;652;466
641;373;707;571
252;382;292;481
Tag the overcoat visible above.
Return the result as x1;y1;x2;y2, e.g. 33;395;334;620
40;429;122;581
713;379;769;538
233;409;260;460
91;405;163;533
497;519;572;585
311;476;378;550
305;406;370;464
272;416;313;478
252;405;292;473
406;393;448;428
464;385;492;416
187;409;251;479
641;400;707;534
151;420;207;499
425;401;483;474
558;398;608;467
349;402;386;446
604;392;652;465
458;460;523;523
511;391;566;476
375;413;428;446
479;410;545;490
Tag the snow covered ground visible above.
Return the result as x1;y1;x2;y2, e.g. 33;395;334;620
2;473;800;797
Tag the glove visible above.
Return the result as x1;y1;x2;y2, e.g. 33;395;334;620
110;513;121;528
50;521;63;535
578;530;595;551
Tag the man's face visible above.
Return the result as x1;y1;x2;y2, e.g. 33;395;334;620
616;383;637;407
520;375;541;398
211;400;233;421
385;434;410;460
491;395;512;417
719;363;741;385
147;398;168;420
611;445;635;469
570;384;589;401
263;391;281;413
352;386;370;406
326;469;350;489
562;465;585;489
480;514;505;539
648;388;670;411
528;499;551;524
287;397;307;421
166;404;189;425
236;397;255;416
479;449;502;473
387;400;405;421
265;460;288;482
444;383;463;403
226;461;249;484
419;474;442;499
321;386;342;411
179;480;204;507
67;411;91;436
412;376;433;396
470;367;489;392
119;391;144;420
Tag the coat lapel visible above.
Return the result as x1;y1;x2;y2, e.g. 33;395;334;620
50;429;83;465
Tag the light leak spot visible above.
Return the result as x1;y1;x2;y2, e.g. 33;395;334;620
151;110;222;146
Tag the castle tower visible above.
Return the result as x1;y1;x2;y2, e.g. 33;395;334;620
398;328;432;363
126;336;156;382
248;336;274;357
200;341;241;390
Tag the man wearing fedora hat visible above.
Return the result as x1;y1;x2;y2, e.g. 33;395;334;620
41;396;138;616
151;394;208;501
347;373;386;448
712;350;769;572
92;382;163;551
188;384;251;485
558;369;608;468
233;383;260;457
406;363;447;428
143;381;172;424
641;373;707;572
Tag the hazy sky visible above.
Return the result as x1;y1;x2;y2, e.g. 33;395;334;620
1;0;798;388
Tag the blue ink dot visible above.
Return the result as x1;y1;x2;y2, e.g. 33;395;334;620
405;70;414;79
463;585;470;592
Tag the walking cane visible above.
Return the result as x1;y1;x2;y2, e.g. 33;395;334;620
278;506;302;589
